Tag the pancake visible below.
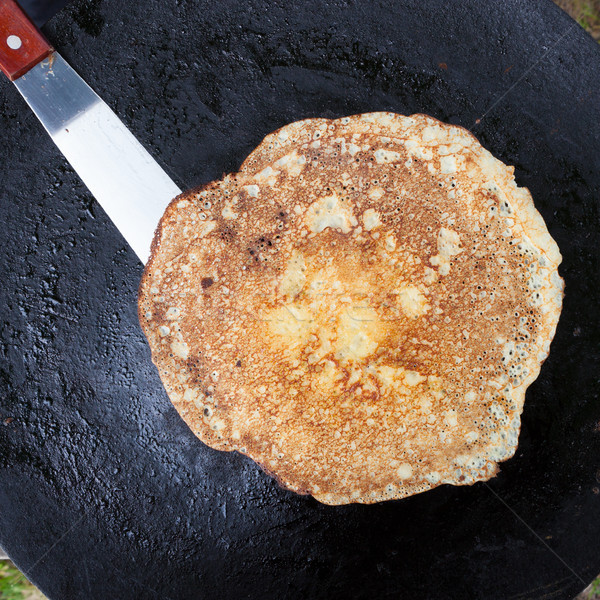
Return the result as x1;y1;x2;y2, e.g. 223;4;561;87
138;112;564;505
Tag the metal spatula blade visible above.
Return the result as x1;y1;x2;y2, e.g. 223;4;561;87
14;54;182;263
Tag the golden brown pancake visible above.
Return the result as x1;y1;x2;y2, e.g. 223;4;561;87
138;113;564;505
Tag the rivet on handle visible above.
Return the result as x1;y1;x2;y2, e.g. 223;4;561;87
6;35;22;50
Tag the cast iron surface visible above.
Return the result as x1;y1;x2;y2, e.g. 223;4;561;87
1;0;599;598
16;0;72;27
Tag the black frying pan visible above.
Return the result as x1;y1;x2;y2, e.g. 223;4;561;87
1;0;599;598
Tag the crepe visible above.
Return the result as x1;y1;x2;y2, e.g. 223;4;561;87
138;113;563;505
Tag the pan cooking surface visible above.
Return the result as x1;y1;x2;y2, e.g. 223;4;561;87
0;0;599;598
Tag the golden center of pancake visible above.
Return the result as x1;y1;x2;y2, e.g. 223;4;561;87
255;220;431;404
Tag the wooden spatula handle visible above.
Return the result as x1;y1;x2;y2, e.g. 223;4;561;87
0;0;53;81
